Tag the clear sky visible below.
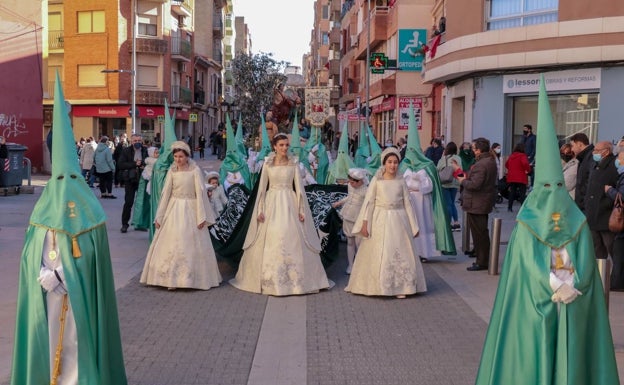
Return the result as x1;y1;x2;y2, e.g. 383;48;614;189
233;0;315;68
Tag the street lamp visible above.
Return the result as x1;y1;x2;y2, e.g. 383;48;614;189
102;69;137;134
101;0;137;133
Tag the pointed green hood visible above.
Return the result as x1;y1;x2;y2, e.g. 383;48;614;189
516;74;586;248
235;113;247;159
256;112;273;161
150;99;177;239
30;72;106;242
327;121;355;184
354;121;370;168
219;114;252;189
400;102;431;173
289;111;305;161
364;125;382;176
400;102;456;254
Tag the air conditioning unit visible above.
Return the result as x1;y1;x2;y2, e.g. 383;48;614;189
178;62;187;73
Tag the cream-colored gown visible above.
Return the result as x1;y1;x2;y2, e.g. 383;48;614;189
140;162;222;290
345;175;427;296
230;155;331;296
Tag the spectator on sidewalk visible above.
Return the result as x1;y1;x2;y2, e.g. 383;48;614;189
522;124;536;187
79;137;97;187
94;136;116;199
424;138;444;165
452;137;497;271
0;135;7;158
606;149;624;291
570;132;594;211
584;141;619;260
437;142;462;231
117;134;148;233
504;142;530;212
560;143;578;199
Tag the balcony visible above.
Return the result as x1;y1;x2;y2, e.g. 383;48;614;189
136;90;168;105
355;7;389;60
135;38;168;55
49;30;64;50
212;15;224;39
194;90;205;106
171;36;192;60
171;0;192;17
170;85;192;105
213;48;223;64
369;77;396;98
330;28;341;45
329;59;340;76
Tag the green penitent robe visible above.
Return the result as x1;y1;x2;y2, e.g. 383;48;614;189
475;222;619;385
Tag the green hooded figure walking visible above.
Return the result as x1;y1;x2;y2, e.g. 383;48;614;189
475;75;619;385
11;73;127;385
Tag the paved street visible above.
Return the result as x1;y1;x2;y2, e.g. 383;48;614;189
1;153;623;384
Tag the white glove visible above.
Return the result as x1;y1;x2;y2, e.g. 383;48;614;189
551;283;582;304
38;266;66;294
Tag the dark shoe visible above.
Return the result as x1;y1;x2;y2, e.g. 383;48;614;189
420;257;428;263
120;225;128;233
467;263;488;271
465;249;475;256
109;195;117;199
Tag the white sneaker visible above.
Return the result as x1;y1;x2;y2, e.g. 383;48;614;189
346;265;352;275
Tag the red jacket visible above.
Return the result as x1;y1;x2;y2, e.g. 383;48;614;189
505;152;530;184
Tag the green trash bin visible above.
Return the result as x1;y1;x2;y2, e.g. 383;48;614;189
0;144;28;187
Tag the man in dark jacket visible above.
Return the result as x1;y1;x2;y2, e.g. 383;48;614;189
570;132;594;212
117;134;148;233
452;137;498;271
522;124;536;187
584;141;619;259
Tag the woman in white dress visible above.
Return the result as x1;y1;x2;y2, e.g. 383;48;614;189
230;133;331;296
346;147;427;298
140;141;222;290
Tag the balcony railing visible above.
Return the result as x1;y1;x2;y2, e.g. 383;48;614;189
49;30;64;49
170;85;192;105
171;37;192;59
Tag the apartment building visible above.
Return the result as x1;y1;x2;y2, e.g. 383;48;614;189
423;0;624;151
331;0;436;146
37;0;230;160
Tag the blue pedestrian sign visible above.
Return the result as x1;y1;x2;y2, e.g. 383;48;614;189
398;29;427;72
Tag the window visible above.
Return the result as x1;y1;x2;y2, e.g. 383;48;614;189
137;65;159;88
78;65;106;87
322;32;329;46
138;23;157;36
322;5;329;19
487;0;558;30
511;92;599;146
77;10;105;33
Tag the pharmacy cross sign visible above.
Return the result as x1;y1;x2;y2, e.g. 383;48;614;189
370;52;388;74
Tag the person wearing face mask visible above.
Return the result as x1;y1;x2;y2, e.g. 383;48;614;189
117;134;148;233
584;141;618;260
560;143;578;199
458;141;475;172
522;124;536;188
605;149;624;291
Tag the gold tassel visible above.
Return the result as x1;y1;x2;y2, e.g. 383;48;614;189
71;236;81;258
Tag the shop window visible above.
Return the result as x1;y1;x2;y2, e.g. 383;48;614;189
487;0;558;30
511;92;599;146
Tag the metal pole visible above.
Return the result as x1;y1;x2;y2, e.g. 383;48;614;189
131;0;137;134
597;258;612;311
488;217;502;275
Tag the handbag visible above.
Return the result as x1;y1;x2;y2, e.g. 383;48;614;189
609;193;624;233
438;156;454;184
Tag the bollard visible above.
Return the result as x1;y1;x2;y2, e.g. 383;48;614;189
462;211;471;254
488;217;502;275
596;258;612;311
